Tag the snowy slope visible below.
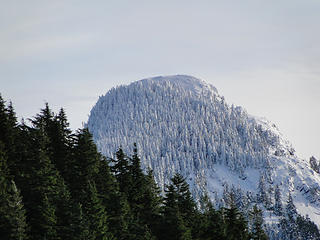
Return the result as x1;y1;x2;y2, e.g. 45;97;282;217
87;75;320;228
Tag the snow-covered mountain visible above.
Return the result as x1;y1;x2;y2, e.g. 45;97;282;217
87;75;320;230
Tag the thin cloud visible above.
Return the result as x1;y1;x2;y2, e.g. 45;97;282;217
0;33;98;62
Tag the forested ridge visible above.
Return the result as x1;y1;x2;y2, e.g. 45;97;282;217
0;94;319;240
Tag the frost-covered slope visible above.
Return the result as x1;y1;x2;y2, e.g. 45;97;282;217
87;75;320;228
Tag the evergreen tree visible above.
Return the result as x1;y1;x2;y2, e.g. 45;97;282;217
249;205;268;240
161;173;204;239
109;145;162;239
127;143;147;215
69;202;90;240
257;174;267;204
286;192;297;220
69;128;113;239
17;120;73;240
30;105;73;183
283;192;298;239
128;145;162;238
109;147;141;239
21;134;59;240
0;96;20;180
37;194;58;240
198;193;225;240
83;181;112;240
224;194;250;240
0;143;28;240
49;108;73;181
141;169;163;236
296;214;320;240
110;147;132;196
273;185;283;216
12;104;77;239
222;184;231;207
95;156;132;239
69;128;101;200
162;184;192;240
8;95;320;240
170;173;198;230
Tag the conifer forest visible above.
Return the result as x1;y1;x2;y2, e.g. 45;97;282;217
1;94;319;240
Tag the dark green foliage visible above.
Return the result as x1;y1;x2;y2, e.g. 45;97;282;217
69;202;90;240
161;173;197;240
198;194;225;240
47;108;73;181
127;145;162;235
4;180;28;240
21;104;71;237
21;110;79;240
141;169;163;235
83;181;112;240
111;147;132;196
224;204;250;240
110;144;163;239
109;148;134;238
0;96;21;181
67;128;113;239
1;95;320;240
69;128;101;199
36;194;58;240
95;157;131;239
0;143;28;240
162;184;192;240
170;174;198;226
20;131;62;240
249;205;268;240
220;191;251;239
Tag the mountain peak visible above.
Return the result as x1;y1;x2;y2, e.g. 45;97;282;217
88;75;320;230
137;74;218;95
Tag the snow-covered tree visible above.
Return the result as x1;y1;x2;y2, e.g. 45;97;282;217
273;185;283;216
88;75;286;195
87;75;320;237
257;174;267;204
285;192;297;221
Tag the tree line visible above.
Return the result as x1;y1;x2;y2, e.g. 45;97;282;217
0;94;317;239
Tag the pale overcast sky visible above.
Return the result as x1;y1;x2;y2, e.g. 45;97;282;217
1;0;319;159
